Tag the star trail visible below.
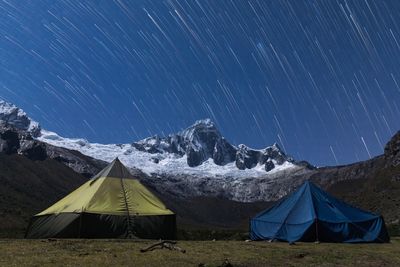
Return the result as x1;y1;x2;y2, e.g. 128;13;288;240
1;0;400;166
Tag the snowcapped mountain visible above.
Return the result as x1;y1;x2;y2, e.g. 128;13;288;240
0;100;315;202
132;119;237;167
38;125;315;201
0;101;41;137
37;119;305;178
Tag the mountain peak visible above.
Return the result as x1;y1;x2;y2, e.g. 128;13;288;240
181;117;219;134
182;118;219;135
193;118;214;127
384;130;400;167
0;100;41;137
271;142;282;151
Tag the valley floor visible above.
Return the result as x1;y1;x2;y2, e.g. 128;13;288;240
0;238;399;267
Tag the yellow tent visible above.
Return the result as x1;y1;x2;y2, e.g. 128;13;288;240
25;158;176;239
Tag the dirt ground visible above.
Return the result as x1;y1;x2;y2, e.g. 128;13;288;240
0;238;399;267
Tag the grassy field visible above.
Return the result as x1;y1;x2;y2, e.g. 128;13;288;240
0;238;399;267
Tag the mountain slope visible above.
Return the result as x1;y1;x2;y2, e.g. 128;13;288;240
0;100;40;137
308;131;400;225
0;124;106;178
0;154;88;237
0;124;108;237
0;101;107;177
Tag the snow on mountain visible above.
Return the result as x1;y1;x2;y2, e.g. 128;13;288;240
132;119;237;167
0;100;41;137
37;118;303;179
0;100;315;202
38;128;311;202
38;129;298;179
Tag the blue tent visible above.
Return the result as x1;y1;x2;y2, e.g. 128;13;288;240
250;181;389;243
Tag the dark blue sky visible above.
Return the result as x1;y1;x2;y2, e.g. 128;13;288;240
1;0;400;166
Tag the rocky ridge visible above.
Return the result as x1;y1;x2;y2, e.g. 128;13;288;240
0;123;105;178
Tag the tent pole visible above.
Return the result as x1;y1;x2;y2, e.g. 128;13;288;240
120;175;137;239
121;177;132;237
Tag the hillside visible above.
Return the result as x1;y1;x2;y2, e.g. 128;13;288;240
0;154;87;237
0;123;107;237
309;132;400;226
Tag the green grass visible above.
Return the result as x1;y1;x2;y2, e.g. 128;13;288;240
0;238;399;267
387;224;400;237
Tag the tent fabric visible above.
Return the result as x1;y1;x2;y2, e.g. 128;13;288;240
35;176;174;216
26;213;176;239
250;181;390;243
25;158;176;239
91;159;136;180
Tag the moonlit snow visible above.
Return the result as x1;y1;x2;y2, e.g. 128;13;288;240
38;129;296;179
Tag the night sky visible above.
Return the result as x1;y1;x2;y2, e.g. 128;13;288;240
1;0;400;167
